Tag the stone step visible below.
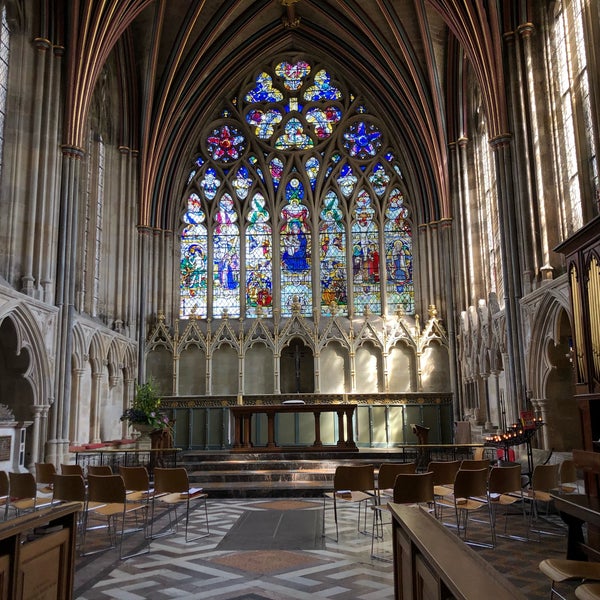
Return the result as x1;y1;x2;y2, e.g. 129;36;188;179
178;449;432;498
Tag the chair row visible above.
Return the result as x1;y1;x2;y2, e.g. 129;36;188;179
3;465;209;559
51;466;210;559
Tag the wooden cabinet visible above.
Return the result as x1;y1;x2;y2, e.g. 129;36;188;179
0;503;80;599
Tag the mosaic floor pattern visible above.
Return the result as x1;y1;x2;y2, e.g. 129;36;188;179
74;497;576;600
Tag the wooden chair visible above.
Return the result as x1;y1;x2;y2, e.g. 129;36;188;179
460;459;491;470
576;583;600;600
488;464;525;545
427;460;461;518
7;472;53;518
61;463;84;476
323;464;376;542
539;558;600;600
438;467;493;547
527;463;561;539
473;447;486;460
35;462;57;492
83;474;150;559
151;467;209;542
376;462;417;499
51;473;87;549
119;466;152;504
559;459;580;493
371;471;434;560
87;465;113;476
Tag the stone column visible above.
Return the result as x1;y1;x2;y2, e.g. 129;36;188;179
69;367;85;445
48;147;84;464
90;371;103;443
491;136;526;416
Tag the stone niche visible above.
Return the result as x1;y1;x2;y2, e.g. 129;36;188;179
0;404;32;473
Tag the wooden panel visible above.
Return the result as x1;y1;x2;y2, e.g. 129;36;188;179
0;554;10;600
0;503;78;600
19;530;70;600
415;554;441;600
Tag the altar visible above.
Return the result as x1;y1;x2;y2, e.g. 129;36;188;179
230;403;358;452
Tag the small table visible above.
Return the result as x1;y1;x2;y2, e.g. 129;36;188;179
230;403;358;452
551;493;600;560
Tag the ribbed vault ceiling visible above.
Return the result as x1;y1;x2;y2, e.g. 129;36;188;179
51;0;516;231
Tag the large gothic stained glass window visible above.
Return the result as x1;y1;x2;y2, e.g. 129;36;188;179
180;58;414;319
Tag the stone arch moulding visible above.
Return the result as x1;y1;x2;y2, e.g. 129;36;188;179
0;301;57;412
523;277;572;400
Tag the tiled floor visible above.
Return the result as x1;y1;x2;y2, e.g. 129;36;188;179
74;496;574;600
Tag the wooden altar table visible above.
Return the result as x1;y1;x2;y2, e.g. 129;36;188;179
230;403;358;452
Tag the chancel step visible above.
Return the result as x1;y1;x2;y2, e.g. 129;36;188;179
178;448;476;498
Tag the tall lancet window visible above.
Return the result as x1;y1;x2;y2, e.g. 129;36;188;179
180;57;414;319
0;7;10;177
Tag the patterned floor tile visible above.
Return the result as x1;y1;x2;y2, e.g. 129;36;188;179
74;497;573;600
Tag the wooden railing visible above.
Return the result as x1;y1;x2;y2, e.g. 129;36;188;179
390;504;526;600
160;393;454;451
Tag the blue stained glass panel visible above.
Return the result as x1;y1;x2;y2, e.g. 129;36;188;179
275;118;314;150
305;156;320;189
246;108;282;139
200;167;221;200
212;194;240;317
232;166;252;199
343;121;382;158
245;72;284;102
281;179;312;316
369;163;389;196
304;69;342;101
306;106;342;139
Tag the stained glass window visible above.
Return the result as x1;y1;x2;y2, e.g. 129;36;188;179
180;57;414;319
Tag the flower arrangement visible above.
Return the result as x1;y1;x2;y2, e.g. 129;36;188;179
120;380;169;430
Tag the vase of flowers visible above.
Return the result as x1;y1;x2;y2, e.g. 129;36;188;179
121;380;169;448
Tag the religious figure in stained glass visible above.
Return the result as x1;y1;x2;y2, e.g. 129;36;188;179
280;179;311;315
352;191;381;314
320;191;347;312
385;189;414;313
180;193;208;317
246;193;273;317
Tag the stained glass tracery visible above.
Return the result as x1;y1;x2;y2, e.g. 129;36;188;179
180;57;413;320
